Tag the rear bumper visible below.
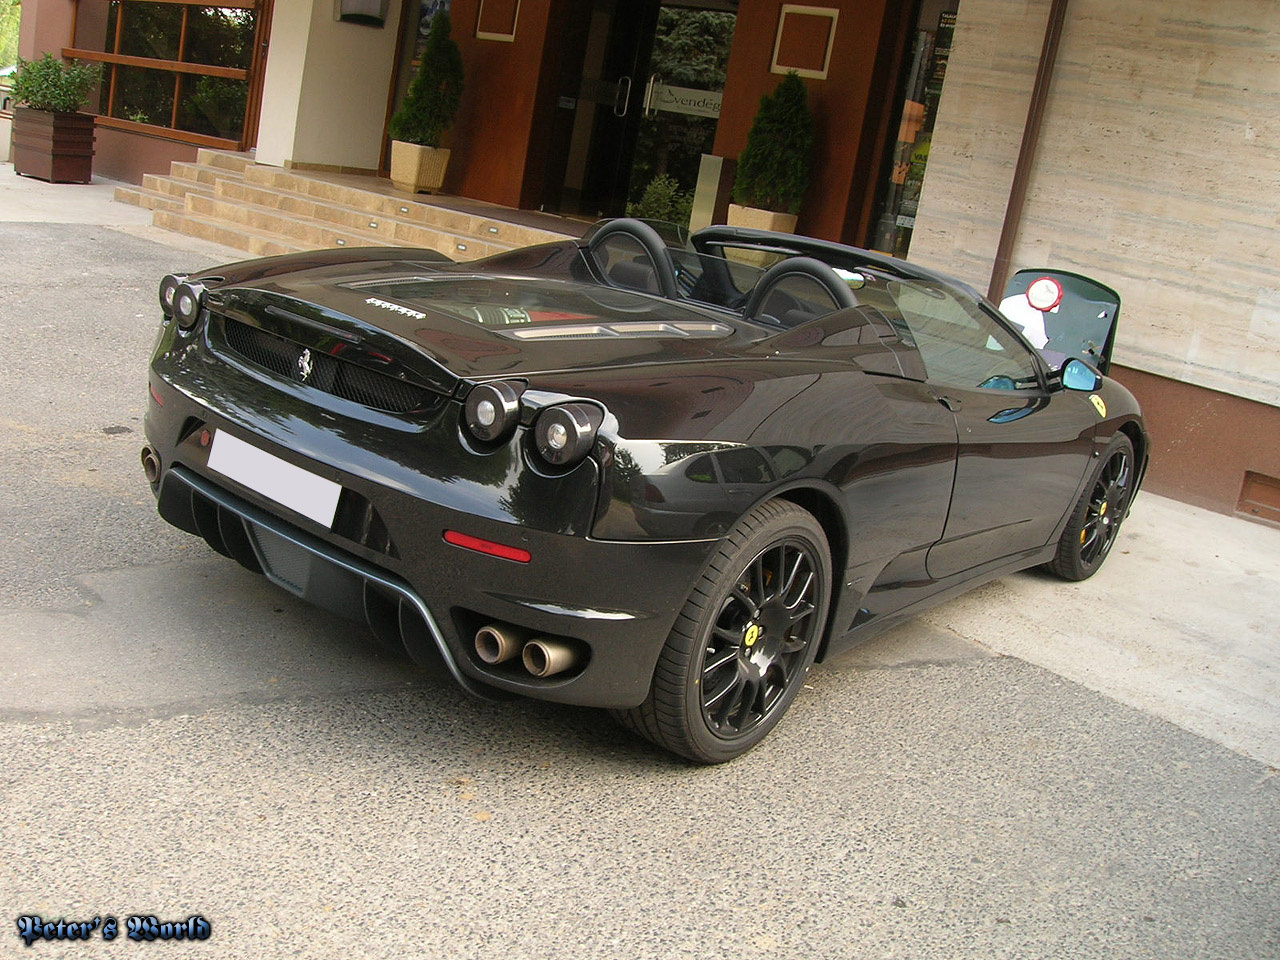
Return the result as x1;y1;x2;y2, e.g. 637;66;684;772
144;386;718;709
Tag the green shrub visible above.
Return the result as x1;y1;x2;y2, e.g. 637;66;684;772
388;13;464;147
732;71;814;215
10;53;102;113
626;174;693;227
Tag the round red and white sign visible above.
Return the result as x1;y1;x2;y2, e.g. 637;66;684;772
1026;276;1064;312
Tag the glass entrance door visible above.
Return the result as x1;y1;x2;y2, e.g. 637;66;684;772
625;4;736;224
548;0;736;221
553;0;660;219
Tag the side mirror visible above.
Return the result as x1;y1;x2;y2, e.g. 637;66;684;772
999;269;1120;374
1061;357;1102;392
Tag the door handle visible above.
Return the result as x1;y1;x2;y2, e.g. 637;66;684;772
644;74;662;117
613;75;632;117
936;395;962;412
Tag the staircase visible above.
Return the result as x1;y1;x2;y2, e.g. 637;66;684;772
114;149;577;261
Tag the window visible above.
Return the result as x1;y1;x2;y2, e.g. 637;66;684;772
889;279;1040;390
684;455;716;484
716;449;772;485
67;0;266;147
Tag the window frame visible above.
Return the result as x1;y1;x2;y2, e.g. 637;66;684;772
64;0;271;149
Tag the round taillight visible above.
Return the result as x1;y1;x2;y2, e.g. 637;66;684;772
1026;276;1064;312
464;380;522;442
532;403;601;468
159;273;187;315
173;280;206;329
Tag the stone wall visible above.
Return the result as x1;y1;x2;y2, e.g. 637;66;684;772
911;0;1280;407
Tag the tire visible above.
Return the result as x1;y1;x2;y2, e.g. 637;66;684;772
614;500;831;763
1047;433;1136;581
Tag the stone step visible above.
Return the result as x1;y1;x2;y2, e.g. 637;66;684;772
152;209;309;258
135;151;574;265
168;161;246;188
185;192;386;252
141;173;215;199
196;148;255;174
213;178;507;259
243;165;464;228
113;185;187;214
241;164;569;248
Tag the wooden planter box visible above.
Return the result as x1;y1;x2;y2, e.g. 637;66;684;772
12;107;96;184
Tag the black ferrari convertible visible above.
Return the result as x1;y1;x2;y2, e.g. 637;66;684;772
143;218;1147;762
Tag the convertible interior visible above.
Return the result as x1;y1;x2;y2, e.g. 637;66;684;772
584;218;863;330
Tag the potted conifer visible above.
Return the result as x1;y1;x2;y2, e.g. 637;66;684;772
388;12;464;194
728;70;814;234
10;53;102;183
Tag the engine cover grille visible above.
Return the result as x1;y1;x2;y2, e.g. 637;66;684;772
221;317;433;414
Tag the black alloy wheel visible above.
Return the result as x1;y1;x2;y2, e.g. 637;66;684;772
614;500;831;763
700;538;821;736
1048;433;1136;581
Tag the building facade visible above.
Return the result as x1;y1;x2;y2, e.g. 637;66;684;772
13;0;1280;520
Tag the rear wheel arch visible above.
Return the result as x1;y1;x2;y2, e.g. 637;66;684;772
773;487;847;661
614;498;833;762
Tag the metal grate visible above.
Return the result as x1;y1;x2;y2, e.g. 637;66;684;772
247;524;312;595
221;317;433;414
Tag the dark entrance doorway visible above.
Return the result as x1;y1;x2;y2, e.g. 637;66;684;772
542;0;738;220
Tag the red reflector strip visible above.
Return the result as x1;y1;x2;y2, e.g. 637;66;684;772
149;382;164;406
443;529;531;563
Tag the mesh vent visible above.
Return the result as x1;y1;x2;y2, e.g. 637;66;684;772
221;317;434;414
247;525;312;595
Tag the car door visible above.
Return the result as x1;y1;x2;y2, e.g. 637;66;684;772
886;278;1097;580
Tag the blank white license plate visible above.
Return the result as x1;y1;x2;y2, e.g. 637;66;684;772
207;430;341;528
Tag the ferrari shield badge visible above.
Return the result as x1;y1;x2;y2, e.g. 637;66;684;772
1089;394;1107;418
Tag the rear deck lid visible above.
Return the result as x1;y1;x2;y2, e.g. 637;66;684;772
222;273;752;381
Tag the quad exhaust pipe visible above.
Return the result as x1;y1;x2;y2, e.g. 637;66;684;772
474;624;526;665
141;446;161;484
474;625;580;678
521;638;578;678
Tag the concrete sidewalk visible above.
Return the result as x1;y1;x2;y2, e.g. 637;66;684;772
3;161;1278;771
849;494;1280;768
0;163;243;260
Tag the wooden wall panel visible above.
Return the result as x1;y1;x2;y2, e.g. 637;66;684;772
713;0;907;242
446;0;574;208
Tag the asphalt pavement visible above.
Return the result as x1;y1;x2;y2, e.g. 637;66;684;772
0;165;1276;959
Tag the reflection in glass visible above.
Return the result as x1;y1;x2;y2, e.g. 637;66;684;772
119;1;183;60
113;65;175;126
178;76;249;139
185;7;256;69
71;0;258;143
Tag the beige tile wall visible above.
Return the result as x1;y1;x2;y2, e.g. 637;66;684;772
910;0;1280;406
